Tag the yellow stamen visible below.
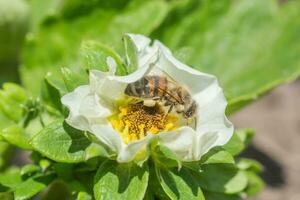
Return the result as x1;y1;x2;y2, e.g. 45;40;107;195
165;123;174;131
109;103;179;144
120;107;128;116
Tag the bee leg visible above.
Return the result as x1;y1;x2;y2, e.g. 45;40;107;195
163;104;174;120
167;104;174;114
152;97;160;101
175;104;184;113
164;101;172;106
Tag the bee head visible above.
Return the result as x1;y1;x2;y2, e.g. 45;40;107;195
124;84;132;96
183;101;197;119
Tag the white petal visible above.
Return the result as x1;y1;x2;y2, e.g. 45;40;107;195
154;41;216;94
79;93;111;118
61;85;91;131
89;63;153;102
106;56;117;75
158;127;196;161
125;34;151;53
91;124;154;165
61;85;111;132
193;132;219;160
117;134;154;164
91;124;122;153
194;85;234;148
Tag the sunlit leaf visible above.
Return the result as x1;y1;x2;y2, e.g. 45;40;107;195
31;121;94;163
94;161;149;200
196;164;248;194
156;166;205;200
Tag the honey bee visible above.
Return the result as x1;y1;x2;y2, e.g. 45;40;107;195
124;75;197;120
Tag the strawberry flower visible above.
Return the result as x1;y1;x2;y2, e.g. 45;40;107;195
61;34;233;164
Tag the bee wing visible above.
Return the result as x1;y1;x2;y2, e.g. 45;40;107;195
143;75;181;103
156;86;182;104
161;70;178;83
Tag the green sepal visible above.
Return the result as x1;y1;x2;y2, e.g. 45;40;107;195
123;34;138;74
81;40;127;75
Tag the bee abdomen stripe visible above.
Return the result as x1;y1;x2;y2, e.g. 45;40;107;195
153;76;160;97
158;76;167;96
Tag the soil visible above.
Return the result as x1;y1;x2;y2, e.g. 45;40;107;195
231;79;300;200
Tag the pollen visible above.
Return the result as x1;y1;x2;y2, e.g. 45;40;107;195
109;103;179;143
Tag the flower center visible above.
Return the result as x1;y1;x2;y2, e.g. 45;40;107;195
109;103;179;144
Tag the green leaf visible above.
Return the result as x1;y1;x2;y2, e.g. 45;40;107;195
20;164;40;179
0;192;13;200
94;161;149;200
0;111;14;133
14;178;46;200
61;68;88;92
1;125;32;150
81;40;126;75
0;168;22;190
53;163;73;181
0;98;58;150
31;121;92;163
84;142;110;161
156;166;205;200
143;187;155;200
237;158;263;173
182;162;201;173
203;191;240;200
39;159;52;172
0;167;54;200
77;191;93;200
224;129;254;156
0;141;12;171
196;164;248;194
39;180;72;200
244;171;265;197
155;0;300;114
42;73;67;112
0;84;43;150
0;83;27;122
200;147;234;165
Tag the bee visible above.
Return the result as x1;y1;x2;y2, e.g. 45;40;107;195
124;75;197;120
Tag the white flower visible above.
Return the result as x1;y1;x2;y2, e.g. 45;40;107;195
61;34;233;164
